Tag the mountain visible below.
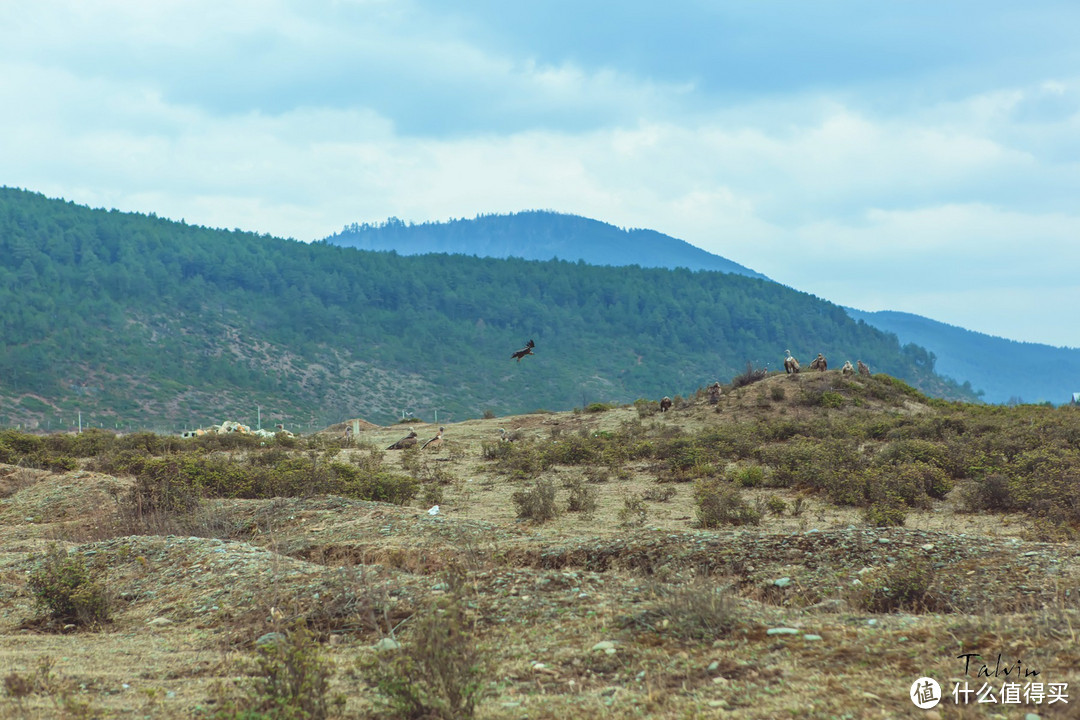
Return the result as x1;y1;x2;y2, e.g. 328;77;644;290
326;211;768;279
0;187;976;432
845;309;1080;405
328;211;1080;405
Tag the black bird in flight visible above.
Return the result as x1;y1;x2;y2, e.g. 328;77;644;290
511;339;535;362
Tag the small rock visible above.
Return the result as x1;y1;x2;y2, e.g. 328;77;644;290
921;543;934;551
803;634;823;641
255;632;287;648
372;637;400;651
591;641;616;652
773;577;791;588
707;660;720;671
146;617;173;626
766;627;800;636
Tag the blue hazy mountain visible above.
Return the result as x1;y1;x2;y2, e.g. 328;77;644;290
326;211;768;279
845;309;1079;405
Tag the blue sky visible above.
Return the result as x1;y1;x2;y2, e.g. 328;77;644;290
2;1;1078;347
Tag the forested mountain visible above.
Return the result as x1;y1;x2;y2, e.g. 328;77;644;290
0;187;975;432
326;212;768;279
330;211;1080;406
846;309;1079;405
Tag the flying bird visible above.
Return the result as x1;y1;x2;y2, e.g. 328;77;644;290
387;429;418;450
511;339;535;362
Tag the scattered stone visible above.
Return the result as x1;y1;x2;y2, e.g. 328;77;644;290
766;627;800;636
372;637;400;651
773;577;791;588
255;632;287;648
921;544;934;551
803;634;823;641
591;641;616;652
146;617;173;626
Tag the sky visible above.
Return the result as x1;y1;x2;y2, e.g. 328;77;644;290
2;1;1078;348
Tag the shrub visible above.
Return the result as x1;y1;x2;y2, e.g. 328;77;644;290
694;480;761;527
367;569;491;720
617;494;648;527
762;494;788;516
563;476;597;514
215;625;343;719
584;402;616;413
511;479;559;523
862;502;906;527
853;555;941;613
634;398;660;418
730;464;765;488
731;362;768;389
645;581;737;640
27;544;110;626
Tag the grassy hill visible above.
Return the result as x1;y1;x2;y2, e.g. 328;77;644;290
0;371;1076;717
0;187;976;433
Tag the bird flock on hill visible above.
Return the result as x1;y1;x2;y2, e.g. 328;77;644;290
361;342;872;449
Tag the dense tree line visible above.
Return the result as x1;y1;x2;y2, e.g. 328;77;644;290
0;187;976;430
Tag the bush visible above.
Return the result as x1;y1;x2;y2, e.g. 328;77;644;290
853;554;941;613
511;479;559;523
634;398;660;417
367;569;491;720
27;544;110;626
215;625;343;719
862;502;906;527
645;581;737;640
617;494;648;527
563;476;597;514
731;362;768;389
694;480;761;527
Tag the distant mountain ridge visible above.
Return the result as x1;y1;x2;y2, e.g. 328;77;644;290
326;211;768;279
326;211;1080;405
845;309;1080;405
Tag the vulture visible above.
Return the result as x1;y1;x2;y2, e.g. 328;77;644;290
511;339;535;362
659;396;673;413
387;429;418;450
422;427;445;450
841;361;855;375
784;350;801;374
857;360;871;377
809;353;828;372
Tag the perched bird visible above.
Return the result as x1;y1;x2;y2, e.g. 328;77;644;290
387;429;418;450
659;396;672;413
511;339;535;362
422;427;445;450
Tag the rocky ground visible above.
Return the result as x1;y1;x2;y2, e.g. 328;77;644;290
1;375;1078;719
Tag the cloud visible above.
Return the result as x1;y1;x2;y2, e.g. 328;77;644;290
1;1;1079;347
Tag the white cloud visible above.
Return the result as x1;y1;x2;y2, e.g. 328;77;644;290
1;1;1079;347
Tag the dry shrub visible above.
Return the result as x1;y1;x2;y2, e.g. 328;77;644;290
694;480;762;527
27;544;110;627
511;478;559;523
365;567;492;720
563;476;597;514
213;624;344;720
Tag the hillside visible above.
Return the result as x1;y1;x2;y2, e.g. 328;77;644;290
326;211;768;279
847;309;1080;405
0;372;1077;718
328;210;1080;406
0;187;975;432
